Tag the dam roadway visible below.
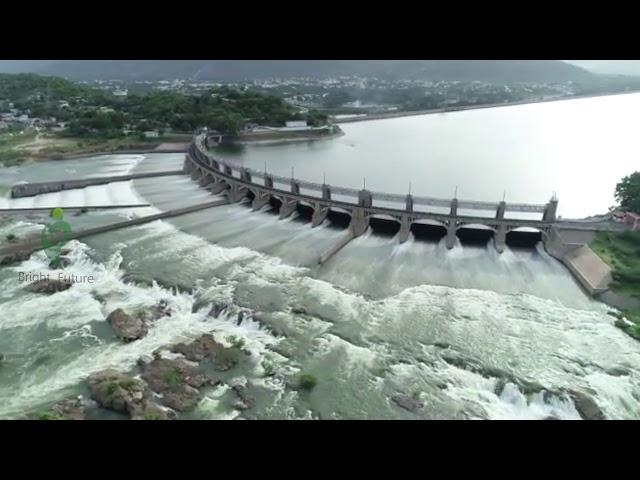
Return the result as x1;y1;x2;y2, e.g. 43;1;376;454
185;133;587;262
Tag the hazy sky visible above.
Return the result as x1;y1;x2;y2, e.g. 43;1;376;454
565;60;640;76
2;60;640;76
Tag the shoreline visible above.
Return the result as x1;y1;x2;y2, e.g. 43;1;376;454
332;89;640;124
6;144;189;164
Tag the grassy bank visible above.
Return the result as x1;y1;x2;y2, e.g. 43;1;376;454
591;231;640;298
591;230;640;339
0;132;189;166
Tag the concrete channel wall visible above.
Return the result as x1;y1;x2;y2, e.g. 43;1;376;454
10;170;184;198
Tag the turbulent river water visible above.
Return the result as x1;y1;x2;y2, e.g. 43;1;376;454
1;96;640;420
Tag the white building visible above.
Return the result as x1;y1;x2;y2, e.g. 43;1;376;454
285;120;308;128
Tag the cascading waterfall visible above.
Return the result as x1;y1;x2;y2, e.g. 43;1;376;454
1;151;639;420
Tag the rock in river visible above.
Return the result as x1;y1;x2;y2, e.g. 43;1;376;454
107;308;148;342
87;369;170;420
391;395;424;413
34;396;86;420
88;369;143;415
26;278;73;294
171;333;244;371
567;390;606;420
231;380;255;411
139;356;217;412
0;250;32;266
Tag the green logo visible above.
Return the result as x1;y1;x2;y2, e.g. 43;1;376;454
41;207;72;268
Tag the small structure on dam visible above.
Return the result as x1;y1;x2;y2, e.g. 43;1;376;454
185;134;562;263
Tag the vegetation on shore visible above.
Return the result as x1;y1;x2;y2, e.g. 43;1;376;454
593;231;640;339
0;73;331;164
1;74;327;137
593;172;640;339
615;171;640;214
591;231;640;298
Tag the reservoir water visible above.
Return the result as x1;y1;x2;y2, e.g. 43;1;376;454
1;94;639;420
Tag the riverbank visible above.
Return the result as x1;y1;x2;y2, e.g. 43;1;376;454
590;230;640;339
0;134;190;167
331;89;640;124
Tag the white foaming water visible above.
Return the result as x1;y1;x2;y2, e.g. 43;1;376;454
0;235;282;418
2;152;640;419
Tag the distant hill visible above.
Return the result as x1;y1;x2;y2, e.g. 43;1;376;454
0;60;593;83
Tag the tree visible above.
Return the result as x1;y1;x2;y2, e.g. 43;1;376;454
615;172;640;213
323;90;355;108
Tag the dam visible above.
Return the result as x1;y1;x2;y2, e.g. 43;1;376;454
185;134;563;262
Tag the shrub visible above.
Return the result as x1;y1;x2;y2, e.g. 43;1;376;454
38;411;65;421
6;233;17;243
163;370;181;388
299;373;318;391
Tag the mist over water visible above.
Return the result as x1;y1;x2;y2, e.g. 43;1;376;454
1;95;640;419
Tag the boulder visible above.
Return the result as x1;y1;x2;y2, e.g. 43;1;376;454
231;382;255;411
391;395;424;413
87;369;149;417
291;306;307;315
26;278;72;294
208;303;228;318
567;390;606;420
131;399;175;421
0;250;32;266
51;396;86;420
107;308;147;342
171;334;243;371
48;256;72;269
139;357;217;412
38;396;86;420
149;299;173;322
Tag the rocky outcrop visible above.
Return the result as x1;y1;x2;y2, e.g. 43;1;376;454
391;395;424;413
0;250;32;266
35;396;86;420
51;397;86;420
87;369;171;420
149;299;173;321
171;334;244;371
566;390;605;420
441;351;545;396
208;303;228;318
231;380;255;411
107;308;148;342
49;256;72;269
87;369;155;418
139;356;217;412
26;278;73;294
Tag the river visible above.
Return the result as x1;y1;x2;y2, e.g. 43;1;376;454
0;93;639;420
